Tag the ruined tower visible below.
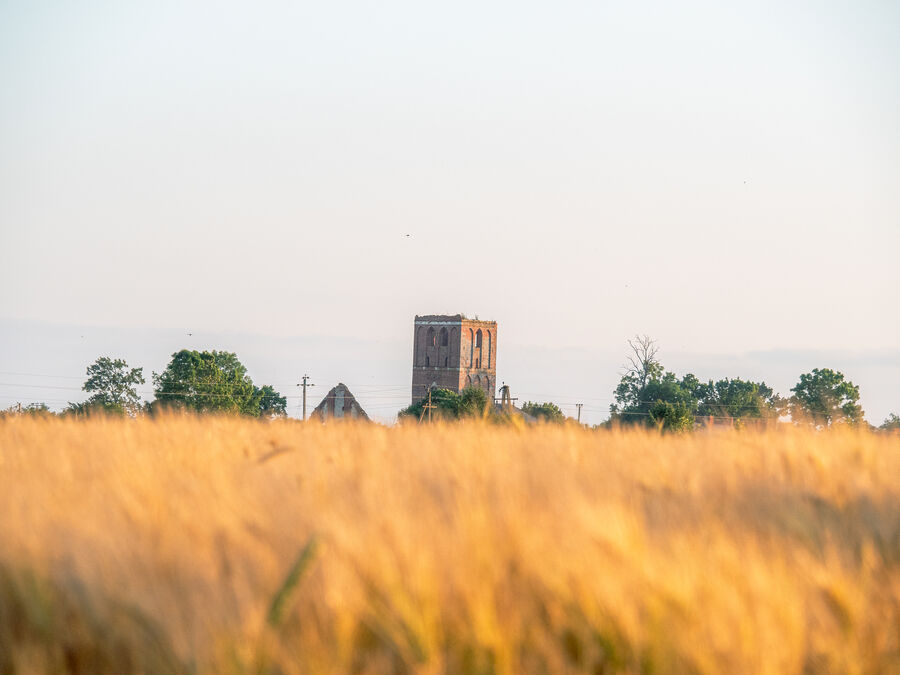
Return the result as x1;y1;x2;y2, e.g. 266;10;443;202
411;314;497;403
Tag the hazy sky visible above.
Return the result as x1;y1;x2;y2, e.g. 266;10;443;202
1;1;898;422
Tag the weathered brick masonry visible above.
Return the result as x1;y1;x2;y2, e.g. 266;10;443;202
411;314;497;403
310;383;369;421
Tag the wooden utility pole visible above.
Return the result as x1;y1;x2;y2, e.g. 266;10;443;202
576;403;583;423
419;387;436;422
299;375;315;421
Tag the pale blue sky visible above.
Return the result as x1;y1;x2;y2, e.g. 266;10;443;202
1;1;898;422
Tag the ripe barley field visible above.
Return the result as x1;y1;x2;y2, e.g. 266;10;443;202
0;416;898;674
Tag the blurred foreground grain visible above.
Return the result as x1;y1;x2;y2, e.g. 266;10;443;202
0;416;898;674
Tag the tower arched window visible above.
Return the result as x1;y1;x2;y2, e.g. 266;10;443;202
476;330;482;348
440;328;449;347
416;327;424;365
469;329;474;365
427;327;436;347
487;332;492;369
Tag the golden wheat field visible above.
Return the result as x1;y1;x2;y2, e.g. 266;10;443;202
0;416;899;674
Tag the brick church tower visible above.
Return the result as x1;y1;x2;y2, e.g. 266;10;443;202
411;314;497;403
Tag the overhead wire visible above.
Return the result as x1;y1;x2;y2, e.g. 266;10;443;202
0;369;792;418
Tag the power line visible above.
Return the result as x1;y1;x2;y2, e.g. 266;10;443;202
0;367;804;420
0;371;85;380
0;395;74;403
0;380;788;414
0;382;86;391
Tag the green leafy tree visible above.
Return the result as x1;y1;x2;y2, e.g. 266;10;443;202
612;335;664;414
152;350;285;417
63;401;94;418
69;357;145;416
790;368;864;427
610;337;700;430
696;378;785;424
399;388;460;421
642;373;700;430
459;386;490;418
257;385;288;417
648;400;694;432
879;413;900;431
521;401;566;423
399;386;491;421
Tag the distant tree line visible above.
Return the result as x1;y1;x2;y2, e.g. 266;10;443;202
606;335;869;431
2;350;287;419
397;388;572;425
399;334;891;431
2;338;896;431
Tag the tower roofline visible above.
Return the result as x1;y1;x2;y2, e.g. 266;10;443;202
415;314;463;322
415;314;496;326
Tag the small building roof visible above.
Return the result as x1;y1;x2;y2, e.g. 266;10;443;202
309;383;369;422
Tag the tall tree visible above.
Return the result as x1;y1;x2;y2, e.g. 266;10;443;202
73;357;145;415
790;368;864;427
610;337;699;430
614;335;664;411
152;350;284;417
